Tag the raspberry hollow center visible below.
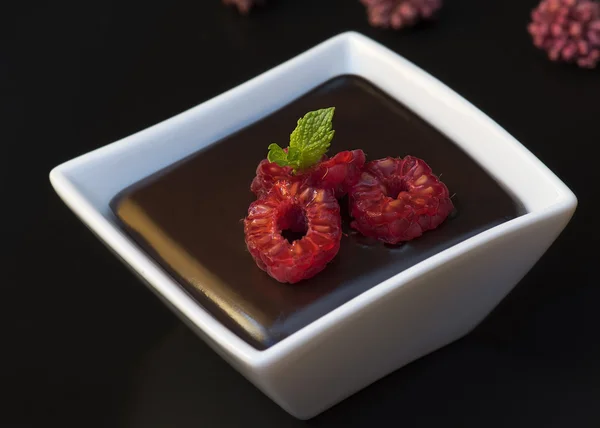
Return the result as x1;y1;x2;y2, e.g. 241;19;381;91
278;202;308;243
384;177;408;199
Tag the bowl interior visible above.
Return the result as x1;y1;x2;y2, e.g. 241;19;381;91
110;74;525;350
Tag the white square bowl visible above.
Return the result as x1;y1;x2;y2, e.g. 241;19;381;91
49;31;577;420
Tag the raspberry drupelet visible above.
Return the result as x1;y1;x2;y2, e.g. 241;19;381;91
244;181;342;284
349;156;453;244
251;149;366;199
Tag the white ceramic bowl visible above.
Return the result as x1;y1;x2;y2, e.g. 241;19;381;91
49;32;577;420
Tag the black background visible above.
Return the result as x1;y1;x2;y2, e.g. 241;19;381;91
2;0;598;427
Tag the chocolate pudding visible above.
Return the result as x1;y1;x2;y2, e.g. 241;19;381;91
110;75;524;350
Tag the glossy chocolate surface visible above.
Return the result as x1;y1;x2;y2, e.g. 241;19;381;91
110;75;524;350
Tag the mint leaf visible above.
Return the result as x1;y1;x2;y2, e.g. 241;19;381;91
286;146;301;165
289;107;335;170
265;107;336;172
267;143;290;167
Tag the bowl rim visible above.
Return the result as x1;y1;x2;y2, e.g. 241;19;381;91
49;31;577;368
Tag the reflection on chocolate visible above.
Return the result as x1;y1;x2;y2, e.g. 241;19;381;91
110;75;525;350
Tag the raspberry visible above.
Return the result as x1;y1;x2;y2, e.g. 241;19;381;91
360;0;443;30
250;156;297;198
244;181;342;283
251;149;366;199
349;156;454;245
313;149;367;198
527;0;600;68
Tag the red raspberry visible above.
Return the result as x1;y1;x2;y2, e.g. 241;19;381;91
251;149;366;199
313;149;367;198
360;0;444;30
527;0;600;69
244;181;342;283
250;157;297;198
349;156;454;245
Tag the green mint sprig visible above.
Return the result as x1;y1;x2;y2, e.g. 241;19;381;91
267;107;335;173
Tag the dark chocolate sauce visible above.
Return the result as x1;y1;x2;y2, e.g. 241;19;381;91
110;75;525;350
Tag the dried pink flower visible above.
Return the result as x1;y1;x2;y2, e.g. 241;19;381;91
223;0;265;14
360;0;443;30
528;0;600;68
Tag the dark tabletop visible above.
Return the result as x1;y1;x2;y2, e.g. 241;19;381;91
3;0;599;427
